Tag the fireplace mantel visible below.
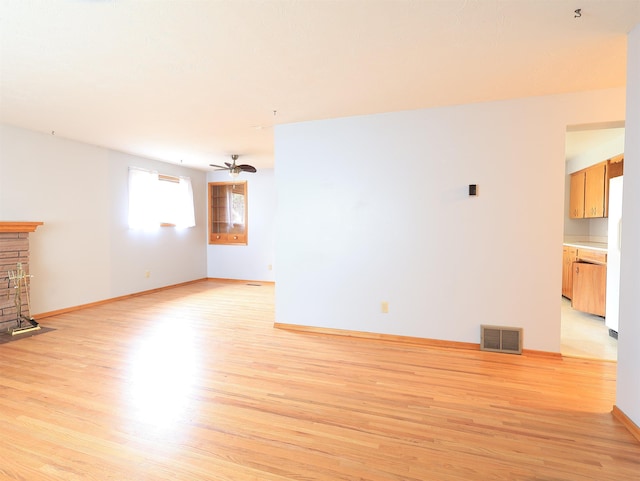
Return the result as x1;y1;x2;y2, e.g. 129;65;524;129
0;222;44;233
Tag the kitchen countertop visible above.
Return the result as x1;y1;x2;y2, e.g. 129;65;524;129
563;241;608;252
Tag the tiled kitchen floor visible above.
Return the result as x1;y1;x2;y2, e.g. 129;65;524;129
561;297;617;361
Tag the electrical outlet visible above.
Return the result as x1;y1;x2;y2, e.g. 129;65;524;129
145;270;150;278
381;301;389;314
268;264;273;271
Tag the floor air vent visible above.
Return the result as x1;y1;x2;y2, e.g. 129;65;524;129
480;325;523;354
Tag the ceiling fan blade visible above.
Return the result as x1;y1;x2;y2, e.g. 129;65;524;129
209;164;229;169
238;164;257;173
225;162;232;168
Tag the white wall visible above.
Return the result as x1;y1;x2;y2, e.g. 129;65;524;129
565;134;626;175
0;124;207;314
616;24;640;429
206;169;276;282
275;88;625;352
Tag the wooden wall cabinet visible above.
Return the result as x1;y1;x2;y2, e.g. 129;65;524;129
568;155;623;219
569;163;606;218
584;163;606;218
208;181;248;245
608;153;624;179
569;173;585;218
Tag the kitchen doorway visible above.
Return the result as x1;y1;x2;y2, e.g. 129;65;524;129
561;123;625;361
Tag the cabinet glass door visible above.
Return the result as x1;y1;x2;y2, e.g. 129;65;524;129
208;181;247;244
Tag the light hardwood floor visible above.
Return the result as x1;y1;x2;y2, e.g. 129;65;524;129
1;280;638;480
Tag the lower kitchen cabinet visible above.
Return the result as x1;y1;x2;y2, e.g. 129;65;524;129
562;246;577;299
572;262;607;317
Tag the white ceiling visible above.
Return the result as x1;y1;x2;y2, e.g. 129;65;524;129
1;1;639;170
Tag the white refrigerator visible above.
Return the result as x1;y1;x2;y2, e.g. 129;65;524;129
605;176;623;334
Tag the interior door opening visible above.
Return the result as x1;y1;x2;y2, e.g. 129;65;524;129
561;121;625;361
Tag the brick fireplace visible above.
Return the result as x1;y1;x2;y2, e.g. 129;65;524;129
0;222;43;332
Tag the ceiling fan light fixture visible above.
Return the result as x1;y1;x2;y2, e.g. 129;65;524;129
210;154;257;177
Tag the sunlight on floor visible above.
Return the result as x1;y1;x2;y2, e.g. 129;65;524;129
561;297;617;361
127;321;200;429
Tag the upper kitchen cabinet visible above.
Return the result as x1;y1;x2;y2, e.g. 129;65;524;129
608;153;624;178
584;163;606;218
569;172;585;218
568;155;623;219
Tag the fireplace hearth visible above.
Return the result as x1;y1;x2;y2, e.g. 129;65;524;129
0;222;43;332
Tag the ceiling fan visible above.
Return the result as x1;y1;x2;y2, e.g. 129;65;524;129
210;154;257;178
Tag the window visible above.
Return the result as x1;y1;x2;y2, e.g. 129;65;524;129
128;167;195;229
208;181;247;244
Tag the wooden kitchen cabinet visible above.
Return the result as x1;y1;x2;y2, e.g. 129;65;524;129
572;261;607;317
584;163;606;218
576;248;606;265
569;156;623;219
570;162;606;219
562;246;577;299
608;153;624;179
569;172;585;219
